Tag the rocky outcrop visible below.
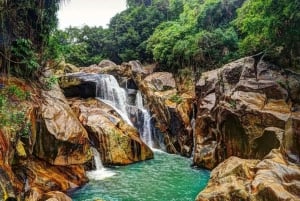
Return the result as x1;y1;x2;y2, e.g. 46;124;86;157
59;72;98;98
194;57;300;169
59;61;196;157
69;98;153;165
0;76;90;201
196;149;300;201
50;60;80;76
129;63;195;156
35;84;91;166
16;159;87;201
98;59;117;68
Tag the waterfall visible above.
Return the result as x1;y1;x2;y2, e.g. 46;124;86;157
99;98;133;126
92;147;103;170
135;91;153;148
93;73;154;148
95;74;128;117
191;104;197;158
86;147;116;180
191;117;196;158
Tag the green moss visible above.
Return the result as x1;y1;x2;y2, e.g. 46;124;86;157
169;94;183;104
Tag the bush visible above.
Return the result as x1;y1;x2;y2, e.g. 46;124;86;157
169;94;183;104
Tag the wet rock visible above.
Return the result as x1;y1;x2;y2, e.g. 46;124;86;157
128;63;195;156
34;84;91;166
69;98;153;165
0;76;89;201
194;57;300;169
0;167;18;201
196;149;300;201
42;191;72;201
21;159;86;201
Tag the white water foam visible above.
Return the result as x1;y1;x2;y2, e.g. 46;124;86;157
87;147;116;181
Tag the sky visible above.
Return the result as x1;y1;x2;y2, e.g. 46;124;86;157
57;0;127;29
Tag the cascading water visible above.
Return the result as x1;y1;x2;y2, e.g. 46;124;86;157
94;74;133;126
135;91;153;148
94;73;153;148
95;74;128;117
191;117;196;158
86;147;116;180
92;147;104;170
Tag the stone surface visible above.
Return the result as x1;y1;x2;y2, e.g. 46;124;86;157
283;113;300;163
144;72;176;91
42;191;72;201
194;57;300;169
128;63;195;156
0;76;90;201
50;60;79;76
59;72;98;98
69;98;153;165
196;149;300;201
34;83;91;165
21;159;86;201
98;59;117;68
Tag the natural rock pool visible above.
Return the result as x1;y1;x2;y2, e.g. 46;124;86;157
70;150;210;201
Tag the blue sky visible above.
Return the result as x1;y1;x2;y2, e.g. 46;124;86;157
58;0;127;29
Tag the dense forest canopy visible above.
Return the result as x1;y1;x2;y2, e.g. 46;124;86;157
0;0;299;78
0;0;64;78
50;0;299;72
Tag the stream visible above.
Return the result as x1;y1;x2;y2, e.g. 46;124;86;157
70;150;210;201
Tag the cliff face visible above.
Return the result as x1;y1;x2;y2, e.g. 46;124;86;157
196;149;300;201
129;61;195;157
194;58;300;201
0;77;90;200
193;57;300;169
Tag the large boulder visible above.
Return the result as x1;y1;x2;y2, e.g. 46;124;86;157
34;83;91;166
144;72;176;91
98;59;117;68
196;149;300;201
69;98;153;165
194;57;300;169
49;60;80;76
0;76;90;201
19;159;87;201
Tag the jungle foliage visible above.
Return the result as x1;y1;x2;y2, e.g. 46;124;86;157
51;0;299;73
0;0;299;77
0;0;63;78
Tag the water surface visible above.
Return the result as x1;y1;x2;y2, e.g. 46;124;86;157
70;151;210;201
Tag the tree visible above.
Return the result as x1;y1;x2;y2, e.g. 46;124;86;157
234;0;300;68
147;0;244;71
0;0;64;78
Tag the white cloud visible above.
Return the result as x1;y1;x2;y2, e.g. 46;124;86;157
57;0;127;29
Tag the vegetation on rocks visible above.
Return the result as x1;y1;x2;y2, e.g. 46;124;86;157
47;0;299;74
